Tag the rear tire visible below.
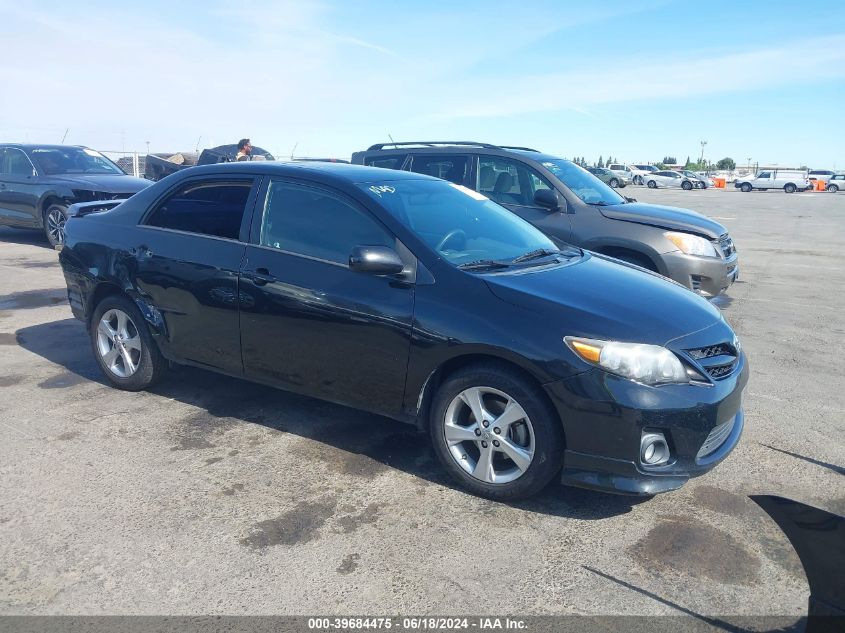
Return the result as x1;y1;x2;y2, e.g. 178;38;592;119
681;181;693;190
90;295;167;391
740;183;752;193
784;183;796;193
429;363;564;501
43;204;69;248
647;180;657;188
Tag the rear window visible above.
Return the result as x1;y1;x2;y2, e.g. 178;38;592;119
146;179;253;240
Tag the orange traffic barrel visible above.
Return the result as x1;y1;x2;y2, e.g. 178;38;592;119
814;179;826;191
714;177;726;188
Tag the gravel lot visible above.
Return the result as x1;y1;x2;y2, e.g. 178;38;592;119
1;187;843;617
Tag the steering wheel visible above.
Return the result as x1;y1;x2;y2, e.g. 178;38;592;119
436;229;466;252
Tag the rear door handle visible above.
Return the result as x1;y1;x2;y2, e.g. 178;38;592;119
245;267;276;286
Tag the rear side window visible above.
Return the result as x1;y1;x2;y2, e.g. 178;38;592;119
409;155;468;184
146;179;253;240
365;155;406;170
0;148;35;176
260;180;393;264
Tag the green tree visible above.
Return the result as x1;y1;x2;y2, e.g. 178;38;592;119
684;156;691;169
716;157;736;170
597;155;604;168
662;156;677;166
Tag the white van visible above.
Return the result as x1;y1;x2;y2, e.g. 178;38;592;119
734;170;811;193
607;163;634;181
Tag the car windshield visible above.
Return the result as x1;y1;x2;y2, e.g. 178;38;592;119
357;179;565;267
29;147;124;175
537;159;626;206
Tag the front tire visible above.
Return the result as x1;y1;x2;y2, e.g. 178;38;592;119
740;183;752;192
609;178;619;188
429;363;564;501
647;180;657;188
90;295;167;391
829;184;840;192
43;204;69;247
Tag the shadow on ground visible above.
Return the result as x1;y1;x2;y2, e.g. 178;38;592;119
15;317;650;520
0;227;51;248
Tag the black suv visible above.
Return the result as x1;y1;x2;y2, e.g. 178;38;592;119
352;142;738;298
0;144;150;246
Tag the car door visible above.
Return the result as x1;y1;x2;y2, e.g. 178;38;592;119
476;155;571;241
0;148;41;227
133;175;259;373
239;177;415;415
408;154;469;185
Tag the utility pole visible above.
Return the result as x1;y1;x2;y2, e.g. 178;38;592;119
699;140;707;164
146;141;150;155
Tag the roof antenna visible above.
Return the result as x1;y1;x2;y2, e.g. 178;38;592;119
195;136;202;153
388;133;395;146
290;142;298;160
61;128;69;144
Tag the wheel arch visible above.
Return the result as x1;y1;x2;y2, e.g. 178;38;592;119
588;241;664;274
86;281;167;339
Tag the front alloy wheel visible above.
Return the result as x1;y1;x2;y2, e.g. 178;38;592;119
444;386;535;484
96;309;142;378
44;204;69;247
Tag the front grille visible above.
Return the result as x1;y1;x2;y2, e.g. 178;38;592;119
719;233;735;258
697;417;736;459
686;342;738;380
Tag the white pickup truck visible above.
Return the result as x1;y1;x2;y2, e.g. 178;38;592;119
734;170;811;193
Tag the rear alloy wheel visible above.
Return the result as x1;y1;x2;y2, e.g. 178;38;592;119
828;184;839;192
647;180;657;188
681;180;693;190
609;178;619;188
430;364;563;500
91;295;166;390
740;183;752;193
784;183;797;193
43;204;69;248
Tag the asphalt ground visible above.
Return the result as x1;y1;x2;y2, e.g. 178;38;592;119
0;186;843;617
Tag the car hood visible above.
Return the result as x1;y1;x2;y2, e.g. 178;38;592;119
484;253;724;345
599;202;725;239
47;174;151;193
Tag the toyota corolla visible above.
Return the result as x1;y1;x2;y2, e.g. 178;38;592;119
59;162;747;500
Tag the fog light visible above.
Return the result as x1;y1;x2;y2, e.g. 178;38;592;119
641;431;670;466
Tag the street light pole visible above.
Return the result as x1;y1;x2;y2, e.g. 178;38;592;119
700;140;707;165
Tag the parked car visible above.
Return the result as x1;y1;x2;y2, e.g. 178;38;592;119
734;170;811;193
58;161;747;500
630;164;659;185
352;142;739;298
643;170;698;190
586;166;629;188
826;174;845;192
607;163;635;183
0;144;150;246
681;170;709;189
808;169;835;184
145;144;275;181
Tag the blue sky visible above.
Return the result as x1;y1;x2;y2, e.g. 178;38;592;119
1;0;843;168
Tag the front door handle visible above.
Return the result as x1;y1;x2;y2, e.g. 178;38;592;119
131;244;153;258
0;183;6;190
245;267;276;286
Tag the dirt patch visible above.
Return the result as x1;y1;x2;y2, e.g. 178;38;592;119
630;516;761;586
204;457;224;466
170;410;236;451
239;498;337;549
337;553;360;575
0;289;67;310
55;431;81;441
0;375;24;387
693;486;751;517
337;503;381;534
0;333;18;345
222;484;245;496
38;372;88;389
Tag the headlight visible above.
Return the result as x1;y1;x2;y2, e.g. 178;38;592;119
564;336;689;385
664;231;719;257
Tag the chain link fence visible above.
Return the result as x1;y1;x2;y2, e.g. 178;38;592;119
99;150;144;178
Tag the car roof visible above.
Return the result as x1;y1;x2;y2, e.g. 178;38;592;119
357;142;571;164
180;160;440;185
1;143;92;151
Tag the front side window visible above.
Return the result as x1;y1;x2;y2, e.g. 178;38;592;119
409;155;468;185
477;156;551;207
146;179;253;240
757;172;771;178
539;158;625;206
29;147;123;175
260;180;393;264
358;179;558;267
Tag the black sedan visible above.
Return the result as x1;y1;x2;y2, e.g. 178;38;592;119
58;161;747;500
0;144;150;246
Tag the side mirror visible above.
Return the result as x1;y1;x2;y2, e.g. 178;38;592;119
349;245;404;275
534;189;560;210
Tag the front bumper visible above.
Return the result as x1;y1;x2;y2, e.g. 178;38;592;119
661;250;739;297
544;345;748;496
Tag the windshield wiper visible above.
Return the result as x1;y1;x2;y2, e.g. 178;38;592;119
510;248;562;264
457;259;511;271
586;201;613;206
